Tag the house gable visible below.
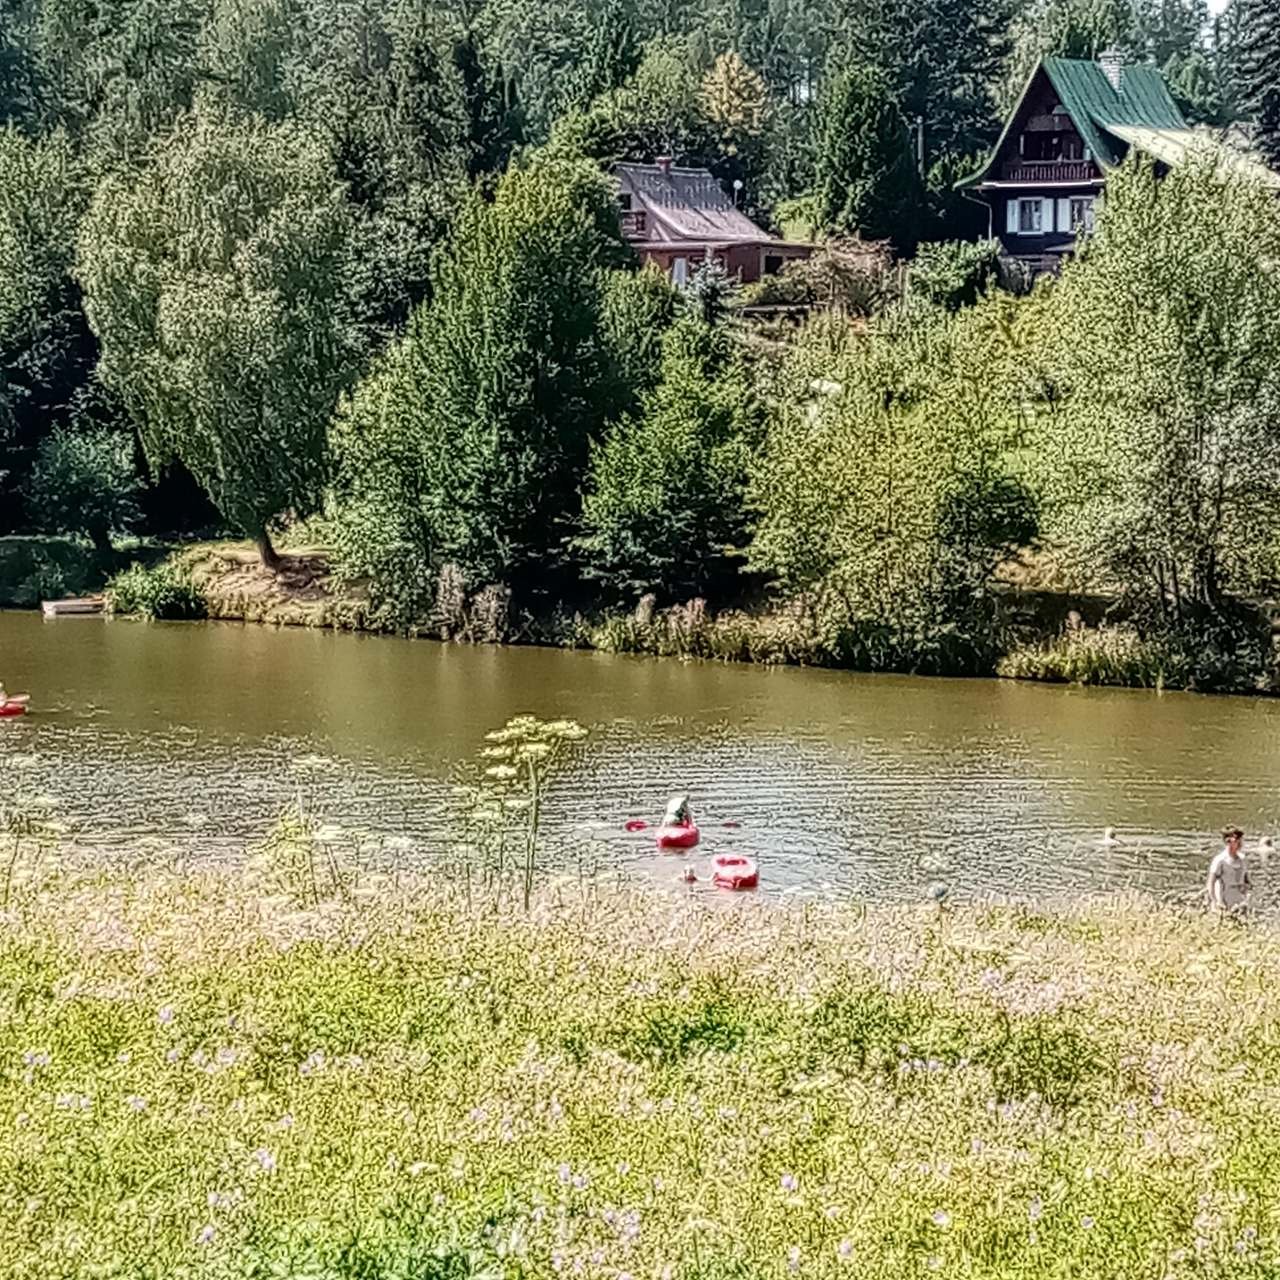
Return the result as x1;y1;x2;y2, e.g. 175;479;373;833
961;57;1188;190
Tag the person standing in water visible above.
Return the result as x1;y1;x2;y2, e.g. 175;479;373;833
1205;826;1251;917
663;794;693;828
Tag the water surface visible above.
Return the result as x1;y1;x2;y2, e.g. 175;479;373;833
2;610;1277;905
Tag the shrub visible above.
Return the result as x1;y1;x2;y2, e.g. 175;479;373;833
27;427;141;551
997;618;1274;694
749;301;1037;674
576;317;758;601
105;561;207;620
910;238;1002;310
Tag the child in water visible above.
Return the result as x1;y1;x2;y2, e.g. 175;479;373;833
662;793;693;828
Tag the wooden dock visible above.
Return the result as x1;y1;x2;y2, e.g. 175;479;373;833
41;595;105;618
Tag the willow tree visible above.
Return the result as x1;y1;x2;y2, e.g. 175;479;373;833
78;106;359;567
1033;156;1280;619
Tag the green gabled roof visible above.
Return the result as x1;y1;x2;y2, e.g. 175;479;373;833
1044;58;1186;166
959;57;1189;188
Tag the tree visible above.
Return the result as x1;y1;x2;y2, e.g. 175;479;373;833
78;106;359;567
277;0;469;347
330;158;628;609
857;0;1012;172
1032;156;1280;619
576;314;758;599
748;300;1036;671
1236;0;1280;167
0;127;93;527
813;61;922;250
700;49;769;191
28;425;140;551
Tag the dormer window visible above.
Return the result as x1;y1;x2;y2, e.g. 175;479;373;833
618;193;633;212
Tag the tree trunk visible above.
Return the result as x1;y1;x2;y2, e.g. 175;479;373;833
255;528;282;572
89;527;115;558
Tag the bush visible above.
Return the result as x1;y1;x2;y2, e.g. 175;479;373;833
910;239;1001;310
27;427;141;551
105;562;207;620
997;618;1274;694
576;317;758;601
748;301;1036;673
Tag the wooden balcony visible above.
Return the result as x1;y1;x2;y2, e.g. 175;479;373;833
620;210;647;238
1000;159;1095;183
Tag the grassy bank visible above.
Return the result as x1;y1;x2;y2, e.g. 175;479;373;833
3;861;1280;1278
104;542;1280;697
0;536;173;608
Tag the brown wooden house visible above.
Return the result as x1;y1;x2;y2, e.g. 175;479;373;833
614;159;813;284
959;50;1280;274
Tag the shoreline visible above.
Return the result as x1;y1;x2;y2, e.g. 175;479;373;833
7;536;1278;698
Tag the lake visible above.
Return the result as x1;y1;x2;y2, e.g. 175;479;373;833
2;609;1278;906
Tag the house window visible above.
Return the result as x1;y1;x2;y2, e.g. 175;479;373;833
671;257;688;285
617;193;632;212
1018;199;1043;233
764;254;784;276
1069;196;1095;231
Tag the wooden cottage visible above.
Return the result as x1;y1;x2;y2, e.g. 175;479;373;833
614;159;813;284
960;50;1280;273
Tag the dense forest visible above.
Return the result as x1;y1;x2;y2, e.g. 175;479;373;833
3;0;1280;688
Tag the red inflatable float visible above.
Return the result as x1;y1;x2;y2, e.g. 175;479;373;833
656;822;700;850
0;695;29;719
711;853;758;890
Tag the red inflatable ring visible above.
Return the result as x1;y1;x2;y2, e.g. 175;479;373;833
711;853;758;890
656;823;699;851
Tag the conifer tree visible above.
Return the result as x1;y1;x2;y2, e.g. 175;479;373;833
1236;0;1280;167
813;61;922;251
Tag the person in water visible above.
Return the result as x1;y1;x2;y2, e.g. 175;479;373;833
663;793;693;828
1206;826;1251;917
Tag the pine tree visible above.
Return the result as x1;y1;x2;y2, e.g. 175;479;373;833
813;61;922;251
1237;0;1280;167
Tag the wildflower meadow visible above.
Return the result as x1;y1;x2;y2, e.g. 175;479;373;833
2;862;1279;1278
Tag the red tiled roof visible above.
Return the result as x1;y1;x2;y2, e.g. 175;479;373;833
615;163;773;245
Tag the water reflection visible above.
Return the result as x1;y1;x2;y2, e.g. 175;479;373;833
2;609;1279;906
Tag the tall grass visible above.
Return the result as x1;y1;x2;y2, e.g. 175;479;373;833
2;851;1279;1277
998;623;1274;694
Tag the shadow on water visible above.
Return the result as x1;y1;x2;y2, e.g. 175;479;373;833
3;609;1280;905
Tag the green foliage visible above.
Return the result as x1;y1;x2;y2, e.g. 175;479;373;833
576;317;758;599
105;561;207;619
748;302;1038;673
999;615;1275;694
813;60;922;250
78;104;360;559
911;239;1002;310
597;265;679;411
330;157;627;608
27;426;140;549
1029;156;1280;621
0;127;92;518
0;534;121;606
1236;0;1280;164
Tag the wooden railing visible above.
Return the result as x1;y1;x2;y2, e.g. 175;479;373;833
1001;160;1095;183
620;210;647;237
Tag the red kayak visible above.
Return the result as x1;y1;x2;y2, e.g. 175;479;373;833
656;822;700;851
711;853;758;890
0;699;28;718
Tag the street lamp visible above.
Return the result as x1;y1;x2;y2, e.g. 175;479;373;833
732;178;743;208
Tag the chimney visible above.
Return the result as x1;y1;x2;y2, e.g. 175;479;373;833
655;155;673;177
1098;47;1125;94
